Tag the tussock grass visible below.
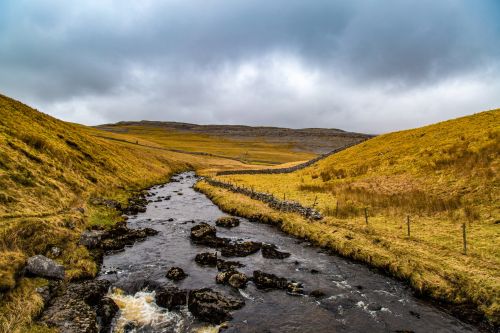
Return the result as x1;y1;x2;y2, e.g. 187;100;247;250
214;109;500;325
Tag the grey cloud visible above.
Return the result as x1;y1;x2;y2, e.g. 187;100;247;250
0;0;499;132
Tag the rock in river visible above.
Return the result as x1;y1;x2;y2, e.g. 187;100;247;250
215;216;240;228
155;286;188;310
252;270;288;290
195;252;218;266
216;259;245;271
216;270;248;289
261;243;291;259
26;255;65;280
220;241;262;257
188;288;245;324
166;267;188;281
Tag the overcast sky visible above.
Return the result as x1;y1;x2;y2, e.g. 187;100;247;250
1;0;499;133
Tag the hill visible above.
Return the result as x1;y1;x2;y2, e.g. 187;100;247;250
96;120;371;162
202;109;500;325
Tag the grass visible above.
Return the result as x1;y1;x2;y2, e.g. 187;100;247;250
211;109;500;326
0;93;300;332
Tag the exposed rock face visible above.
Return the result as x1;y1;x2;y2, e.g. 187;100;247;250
216;259;244;272
286;281;304;295
187;288;245;324
261;244;291;259
221;241;262;257
155;286;188;310
215;216;240;228
195;252;217;266
216;270;248;289
40;280;115;333
252;270;288;290
166;267;188;281
26;255;65;280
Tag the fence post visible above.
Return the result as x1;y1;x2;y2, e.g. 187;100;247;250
462;223;467;255
407;215;410;238
335;201;339;217
283;193;286;201
364;208;368;225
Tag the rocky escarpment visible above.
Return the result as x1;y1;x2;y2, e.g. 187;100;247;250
202;178;322;220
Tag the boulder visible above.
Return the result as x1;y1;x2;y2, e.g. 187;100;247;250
309;289;326;298
190;223;216;242
79;230;106;249
26;255;65;280
216;270;248;289
166;267;187;281
252;270;287;290
216;259;244;272
97;297;119;332
155;286;187;310
286;281;304;295
187;288;245;324
215;216;240;228
261;244;291;259
40;280;112;333
195;252;217;266
221;241;261;257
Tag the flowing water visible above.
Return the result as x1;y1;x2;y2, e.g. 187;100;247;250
99;172;478;333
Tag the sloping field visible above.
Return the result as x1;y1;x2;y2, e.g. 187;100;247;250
208;109;500;325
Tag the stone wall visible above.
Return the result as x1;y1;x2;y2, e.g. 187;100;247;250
216;140;366;176
203;178;322;220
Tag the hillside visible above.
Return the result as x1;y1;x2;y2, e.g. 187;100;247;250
96;120;371;161
203;109;500;325
0;94;301;332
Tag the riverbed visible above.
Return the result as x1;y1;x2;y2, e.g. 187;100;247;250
99;172;477;333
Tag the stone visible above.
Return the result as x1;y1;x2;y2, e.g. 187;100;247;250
252;270;287;290
79;230;106;249
155;286;187;310
26;255;65;280
309;289;326;298
187;288;244;324
190;223;216;242
97;297;119;332
221;241;261;257
166;267;187;281
216;259;244;271
195;252;217;266
286;281;304;295
261;243;291;259
215;216;240;228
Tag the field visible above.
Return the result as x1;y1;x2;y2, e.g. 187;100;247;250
206;109;500;325
0;94;315;332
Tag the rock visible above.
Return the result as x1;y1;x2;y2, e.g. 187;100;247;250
310;269;320;274
26;255;65;280
228;272;248;289
252;271;287;290
190;223;230;248
367;303;382;311
155;286;187;310
215;216;240;228
286;281;304;295
166;267;187;281
190;223;217;242
123;321;139;332
261;244;291;259
167;218;174;222
40;280;111;333
97;297;119;331
216;270;248;289
216;259;244;271
309;289;326;298
79;230;106;249
50;246;62;258
221;241;261;257
187;288;244;324
195;252;217;266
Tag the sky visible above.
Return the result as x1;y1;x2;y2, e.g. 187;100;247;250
0;0;499;133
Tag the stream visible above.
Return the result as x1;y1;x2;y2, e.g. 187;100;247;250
98;172;478;333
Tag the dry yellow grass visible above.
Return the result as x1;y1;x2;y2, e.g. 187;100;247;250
211;110;500;325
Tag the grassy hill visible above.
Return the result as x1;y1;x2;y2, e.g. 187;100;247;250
96;120;370;164
204;109;500;325
0;94;316;332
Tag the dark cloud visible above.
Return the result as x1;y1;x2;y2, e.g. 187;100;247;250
0;0;499;133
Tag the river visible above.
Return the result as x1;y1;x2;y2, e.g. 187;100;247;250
98;172;477;333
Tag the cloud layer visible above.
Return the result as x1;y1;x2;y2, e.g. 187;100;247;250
1;0;499;133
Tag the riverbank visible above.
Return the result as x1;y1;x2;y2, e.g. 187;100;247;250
195;179;499;331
